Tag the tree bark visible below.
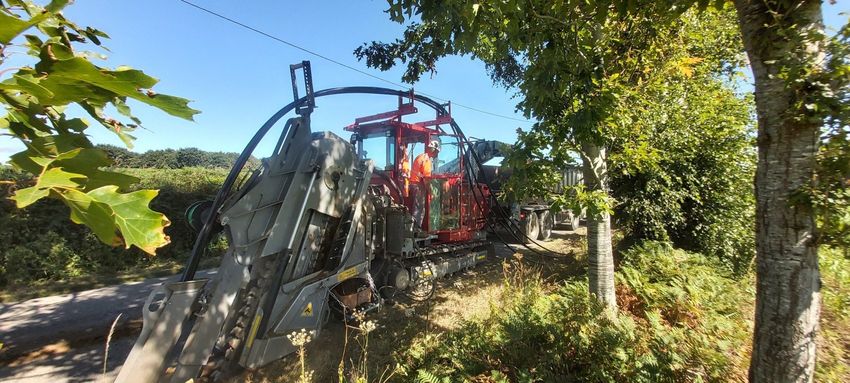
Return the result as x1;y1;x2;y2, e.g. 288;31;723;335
581;142;616;308
733;1;823;382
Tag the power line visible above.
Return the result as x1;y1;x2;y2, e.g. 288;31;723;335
177;0;534;124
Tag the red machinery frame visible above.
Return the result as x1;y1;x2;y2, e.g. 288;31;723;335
344;92;489;244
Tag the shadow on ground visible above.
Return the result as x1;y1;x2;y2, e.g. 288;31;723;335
244;228;586;383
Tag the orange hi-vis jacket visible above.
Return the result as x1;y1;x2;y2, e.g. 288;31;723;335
401;153;411;196
410;152;432;183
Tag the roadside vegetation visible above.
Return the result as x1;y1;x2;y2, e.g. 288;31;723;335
391;244;849;383
355;1;849;381
0;158;231;301
1;0;848;382
266;242;847;383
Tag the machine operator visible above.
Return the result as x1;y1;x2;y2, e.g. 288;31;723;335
409;140;440;229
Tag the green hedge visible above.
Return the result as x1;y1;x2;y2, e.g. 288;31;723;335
0;166;227;288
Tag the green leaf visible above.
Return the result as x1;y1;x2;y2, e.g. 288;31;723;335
56;117;89;132
11;186;50;207
113;97;142;125
2;0;193;256
0;10;32;44
78;101;137;147
139;93;199;121
87;186;171;254
11;167;86;207
9;74;56;100
56;185;171;253
61;187;122;246
37;52;200;120
50;148;139;190
44;0;71;13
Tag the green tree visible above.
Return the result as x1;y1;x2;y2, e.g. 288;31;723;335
95;144;137;168
607;9;756;274
357;1;744;309
731;0;846;381
362;0;850;381
0;0;199;254
811;17;850;254
174;147;205;168
609;71;757;274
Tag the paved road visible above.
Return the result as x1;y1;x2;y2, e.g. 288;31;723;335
0;236;539;382
0;270;216;382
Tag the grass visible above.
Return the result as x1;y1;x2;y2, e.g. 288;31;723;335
251;238;848;383
816;247;850;382
244;229;585;383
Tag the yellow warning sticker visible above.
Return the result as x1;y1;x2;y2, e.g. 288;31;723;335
337;266;358;282
302;302;313;317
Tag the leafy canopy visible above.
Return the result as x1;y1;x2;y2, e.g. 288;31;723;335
809;18;850;251
357;1;748;220
0;0;200;254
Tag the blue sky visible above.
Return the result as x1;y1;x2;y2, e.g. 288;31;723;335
1;0;848;162
1;0;532;161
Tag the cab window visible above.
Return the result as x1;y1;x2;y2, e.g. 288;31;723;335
434;137;460;175
360;132;395;171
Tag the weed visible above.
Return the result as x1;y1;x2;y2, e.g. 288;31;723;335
286;329;316;383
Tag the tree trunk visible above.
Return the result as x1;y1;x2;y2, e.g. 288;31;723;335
581;142;616;308
733;1;823;382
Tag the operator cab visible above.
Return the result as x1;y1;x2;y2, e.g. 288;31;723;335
345;93;487;244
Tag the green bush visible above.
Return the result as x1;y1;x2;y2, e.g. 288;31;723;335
399;242;751;383
609;67;756;276
0;166;228;289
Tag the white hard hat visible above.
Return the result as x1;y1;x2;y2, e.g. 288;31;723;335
428;140;441;151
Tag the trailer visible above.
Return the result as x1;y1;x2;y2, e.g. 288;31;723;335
467;140;585;243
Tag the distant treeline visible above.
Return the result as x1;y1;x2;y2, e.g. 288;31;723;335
96;144;260;169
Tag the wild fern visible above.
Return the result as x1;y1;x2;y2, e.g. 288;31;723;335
396;240;754;383
415;370;450;383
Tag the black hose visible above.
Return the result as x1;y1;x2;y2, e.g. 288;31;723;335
455;129;572;257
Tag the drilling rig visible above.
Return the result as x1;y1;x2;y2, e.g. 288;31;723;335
115;62;496;383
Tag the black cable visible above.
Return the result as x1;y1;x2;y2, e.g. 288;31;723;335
453;133;536;263
176;0;533;124
457;132;572;257
395;91;571;256
428;101;571;257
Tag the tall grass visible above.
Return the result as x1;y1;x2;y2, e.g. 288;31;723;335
395;242;849;383
399;242;754;382
817;247;850;382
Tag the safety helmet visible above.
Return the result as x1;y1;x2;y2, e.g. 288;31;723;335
427;140;441;152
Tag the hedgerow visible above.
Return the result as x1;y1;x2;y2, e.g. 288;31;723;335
0;166;227;289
